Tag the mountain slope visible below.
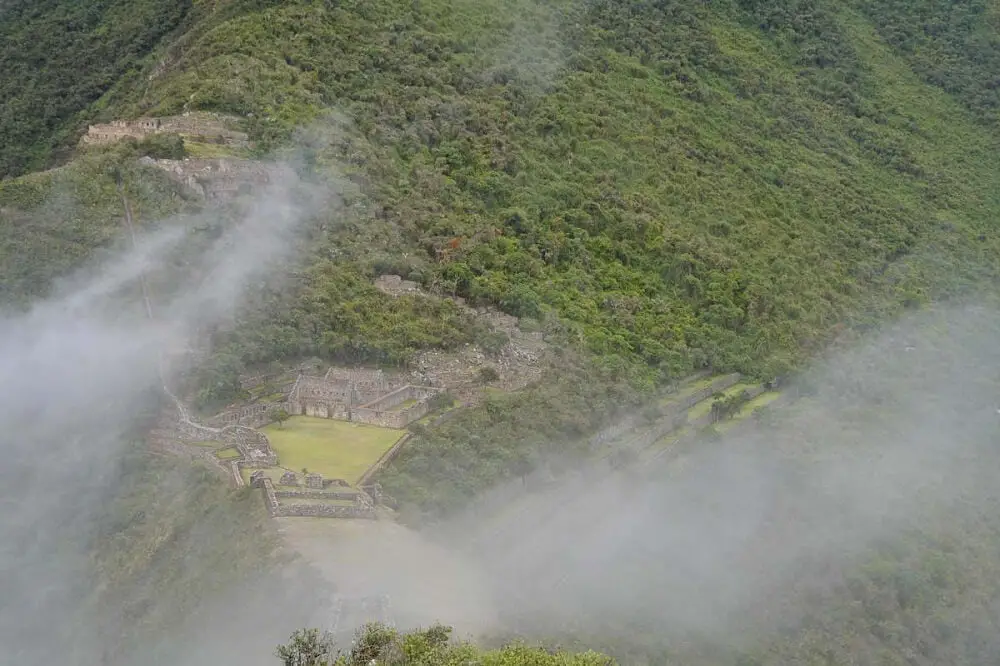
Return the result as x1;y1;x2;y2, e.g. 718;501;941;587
0;0;192;177
4;0;1000;663
4;0;1000;513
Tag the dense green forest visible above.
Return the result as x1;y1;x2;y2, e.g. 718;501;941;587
0;0;191;177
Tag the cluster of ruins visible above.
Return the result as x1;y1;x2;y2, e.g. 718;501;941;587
283;368;442;429
80;112;249;147
250;471;377;519
157;366;442;519
212;367;442;430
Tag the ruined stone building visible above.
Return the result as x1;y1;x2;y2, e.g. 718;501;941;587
286;368;441;428
80;112;249;147
287;369;391;419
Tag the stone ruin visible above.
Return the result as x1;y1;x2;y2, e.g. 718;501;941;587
165;364;442;519
374;274;422;296
285;368;442;429
249;470;267;488
80;112;249;147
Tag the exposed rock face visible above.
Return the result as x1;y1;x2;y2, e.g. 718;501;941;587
143;158;291;201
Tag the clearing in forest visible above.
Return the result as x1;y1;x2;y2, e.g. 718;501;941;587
260;416;403;484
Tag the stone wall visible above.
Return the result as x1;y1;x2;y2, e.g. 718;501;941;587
273;503;376;519
171;413;278;466
273;490;360;501
254;477;280;516
588;373;742;451
212;402;272;427
230;425;278;466
286;371;437;428
352;385;441;428
230;461;244;488
357;434;411;487
324;367;390;399
374;274;421;296
295;400;349;420
81;113;248;147
249;465;375;518
290;373;362;403
661;373;744;418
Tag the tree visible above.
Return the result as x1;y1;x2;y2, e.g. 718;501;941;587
275;629;336;666
270;407;290;428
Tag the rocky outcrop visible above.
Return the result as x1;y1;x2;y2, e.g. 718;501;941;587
143;157;290;201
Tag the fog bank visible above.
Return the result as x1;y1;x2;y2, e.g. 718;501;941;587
0;159;333;664
430;305;1000;657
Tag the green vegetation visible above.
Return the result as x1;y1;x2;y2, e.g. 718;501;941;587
276;624;613;666
215;446;241;460
736;389;781;416
853;0;1000;128
0;148;185;307
262;416;403;484
381;360;639;519
90;444;290;661
7;0;1000;518
0;0;192;178
6;1;1000;659
657;376;716;408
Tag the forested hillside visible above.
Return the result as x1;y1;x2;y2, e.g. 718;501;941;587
5;0;1000;511
4;1;1000;661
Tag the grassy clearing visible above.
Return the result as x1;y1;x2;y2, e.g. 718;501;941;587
640;427;691;462
658;376;719;408
736;391;782;418
182;140;246;159
686;383;758;421
240;466;282;486
262;417;403;484
215;447;240;460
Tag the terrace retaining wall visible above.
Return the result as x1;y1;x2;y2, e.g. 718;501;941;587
357;433;411;487
273;490;360;501
274;504;376;519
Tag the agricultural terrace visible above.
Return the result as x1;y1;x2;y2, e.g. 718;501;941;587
259;416;403;485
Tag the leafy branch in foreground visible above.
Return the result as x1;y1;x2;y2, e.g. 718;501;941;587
276;624;615;666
